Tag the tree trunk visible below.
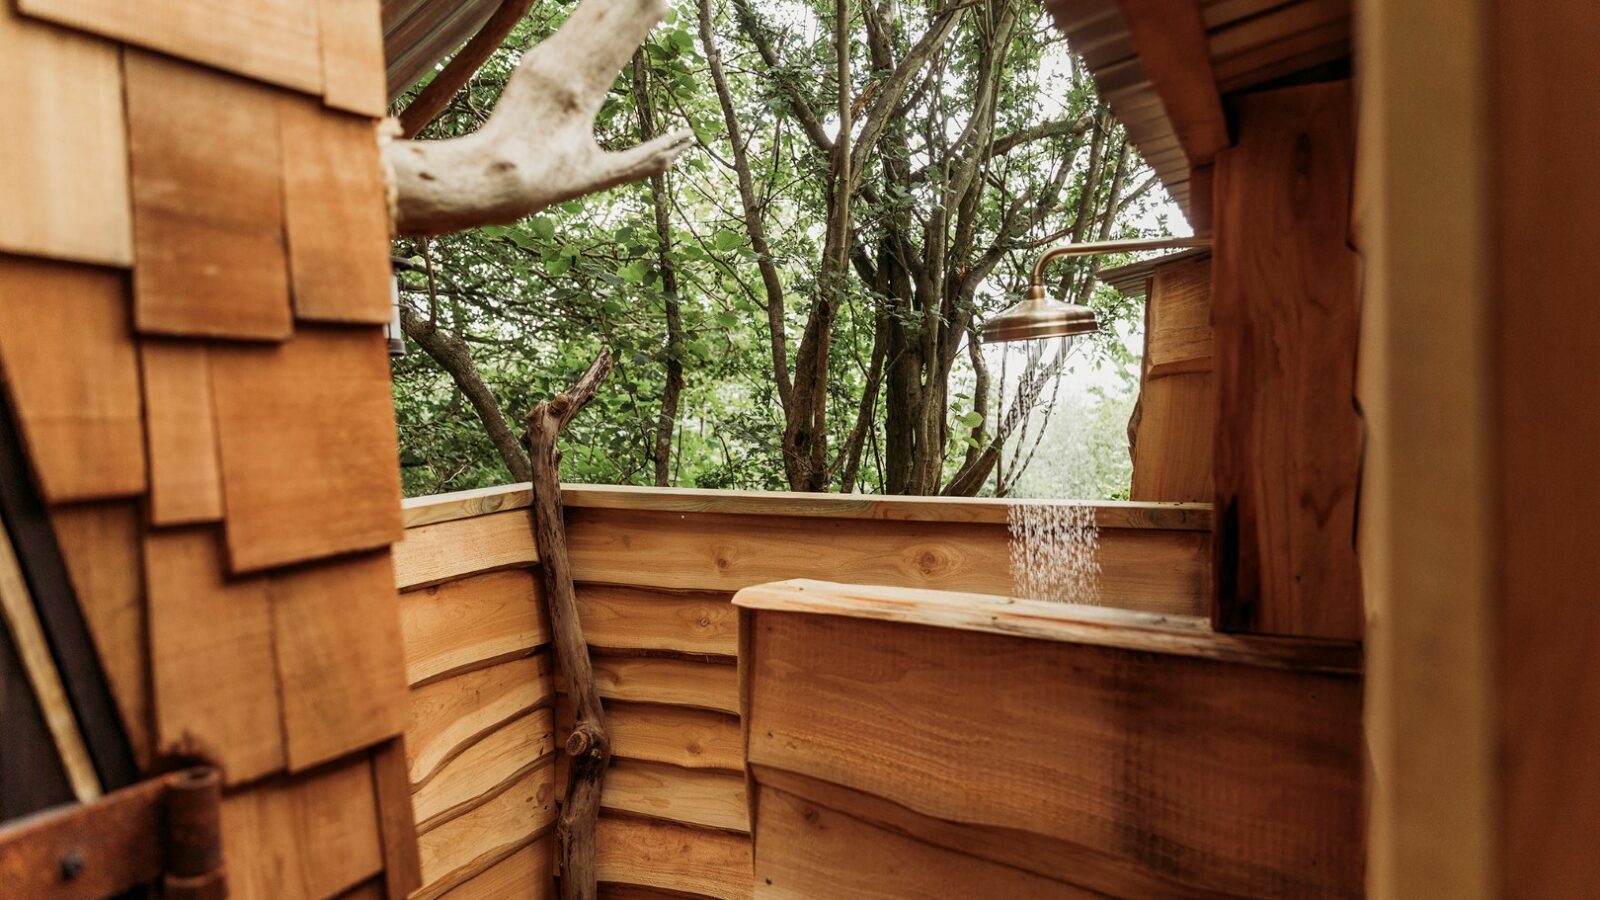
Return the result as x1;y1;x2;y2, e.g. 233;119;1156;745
526;350;613;900
632;52;685;487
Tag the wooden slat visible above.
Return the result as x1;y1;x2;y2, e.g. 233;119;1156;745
395;509;538;590
576;585;739;658
568;508;1211;618
587;656;739;715
415;765;556;899
436;838;554;900
317;0;388;116
221;757;384;899
372;736;424;899
755;784;1091;899
1145;255;1212;376
1131;373;1214;503
1212;81;1362;640
745;609;1364;898
124;50;294;341
1114;0;1229;165
49;502;151;770
407;654;553;788
403;483;1212;530
279;97;394;324
558;698;743;772
602;759;748;834
595;816;752;900
139;339;224;525
144;527;283;785
0;3;131;266
210;325;405;572
413;707;555;833
271;550;408;770
0;257;145;502
401;569;549;688
19;0;323;94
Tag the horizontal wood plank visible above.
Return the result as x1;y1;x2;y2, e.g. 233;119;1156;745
415;764;556;899
576;585;739;659
221;757;383;899
602;759;748;833
595;816;751;900
0;257;145;502
19;0;323;93
581;656;739;715
395;510;538;590
436;838;554;900
413;707;555;833
745;609;1363;898
558;698;742;772
401;569;549;688
0;3;131;266
408;654;553;788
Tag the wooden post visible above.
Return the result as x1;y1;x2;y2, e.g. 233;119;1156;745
526;349;613;900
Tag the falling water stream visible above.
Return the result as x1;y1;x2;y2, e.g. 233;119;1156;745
1007;502;1102;604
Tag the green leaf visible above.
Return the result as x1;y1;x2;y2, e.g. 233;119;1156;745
530;216;556;240
617;260;649;283
957;411;983;428
715;310;740;328
545;255;572;276
713;230;744;252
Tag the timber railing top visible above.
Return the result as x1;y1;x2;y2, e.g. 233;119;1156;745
735;579;1361;674
401;483;1213;531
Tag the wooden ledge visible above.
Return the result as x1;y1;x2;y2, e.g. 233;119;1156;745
403;483;1212;531
734;580;1361;674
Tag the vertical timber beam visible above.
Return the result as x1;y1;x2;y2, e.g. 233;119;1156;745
1211;80;1362;641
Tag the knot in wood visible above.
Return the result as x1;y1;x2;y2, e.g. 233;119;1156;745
565;731;592;757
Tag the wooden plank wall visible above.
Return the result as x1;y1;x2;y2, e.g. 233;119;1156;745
0;1;417;896
1131;253;1214;503
736;580;1365;899
393;485;1213;899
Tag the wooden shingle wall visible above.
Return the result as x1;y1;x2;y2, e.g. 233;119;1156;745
0;0;417;896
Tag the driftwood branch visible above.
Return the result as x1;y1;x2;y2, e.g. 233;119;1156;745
526;349;613;900
387;0;693;235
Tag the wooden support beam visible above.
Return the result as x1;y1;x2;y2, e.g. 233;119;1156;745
1114;0;1229;166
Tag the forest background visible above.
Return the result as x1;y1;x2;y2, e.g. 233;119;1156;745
391;0;1183;499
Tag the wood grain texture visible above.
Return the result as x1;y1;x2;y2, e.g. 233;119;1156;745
413;707;555;833
144;527;282;785
415;764;557;899
595;816;751;900
19;0;323;93
407;654;554;788
139;339;224;524
436;838;554;900
371;736;424;899
210;325;404;572
1212;80;1362;640
602;759;748;834
316;0;387;116
271;550;408;770
745;608;1364;898
567;507;1210;618
1493;0;1600;894
395;509;538;590
558;699;743;772
754;784;1091;900
584;656;739;715
0;3;131;266
1131;373;1213;503
279;97;394;323
0;257;145;502
576;585;739;658
124;50;294;341
401;569;549;687
221;758;384;899
1145;255;1212;376
1115;0;1229;165
49;502;151;770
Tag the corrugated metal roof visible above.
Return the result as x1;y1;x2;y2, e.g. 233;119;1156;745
383;0;502;101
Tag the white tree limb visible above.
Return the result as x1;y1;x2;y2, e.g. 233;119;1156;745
387;0;693;236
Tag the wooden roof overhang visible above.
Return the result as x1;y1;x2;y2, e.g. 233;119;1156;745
382;0;501;100
1043;0;1351;223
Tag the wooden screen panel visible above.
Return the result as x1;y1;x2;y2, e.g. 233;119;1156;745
394;509;538;590
270;550;408;771
556;698;743;772
49;502;151;770
575;584;739;658
435;839;553;900
745;610;1363;899
602;759;749;834
316;0;387;116
124;51;294;341
221;757;385;899
407;654;553;788
18;0;323;94
400;569;549;688
1130;372;1214;502
415;765;556;899
139;339;224;524
595;816;752;900
0;257;145;502
412;707;554;833
1212;80;1362;640
1145;255;1212;376
210;325;404;572
144;527;283;785
280;97;393;323
585;655;739;716
0;4;131;266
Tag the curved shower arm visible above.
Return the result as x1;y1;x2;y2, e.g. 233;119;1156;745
1027;236;1212;298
